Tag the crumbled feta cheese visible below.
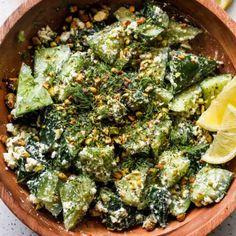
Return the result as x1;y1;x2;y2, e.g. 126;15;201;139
60;31;71;42
54;128;64;140
29;194;40;204
3;152;17;169
6;123;14;133
25;157;40;172
38;25;56;43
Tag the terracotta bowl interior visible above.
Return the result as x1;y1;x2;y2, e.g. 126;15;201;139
0;0;236;236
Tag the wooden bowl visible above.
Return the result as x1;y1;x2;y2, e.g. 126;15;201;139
1;0;236;235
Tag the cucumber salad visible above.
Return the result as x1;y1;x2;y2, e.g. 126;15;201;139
2;0;235;231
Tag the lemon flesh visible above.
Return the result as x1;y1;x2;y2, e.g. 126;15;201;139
215;0;233;9
197;77;236;131
202;105;236;164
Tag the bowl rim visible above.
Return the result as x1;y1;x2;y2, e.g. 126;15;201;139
0;0;236;236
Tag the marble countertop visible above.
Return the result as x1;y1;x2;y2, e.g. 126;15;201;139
0;1;236;235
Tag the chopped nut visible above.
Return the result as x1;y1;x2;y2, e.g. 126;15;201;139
32;36;41;45
7;114;13;122
85;21;93;28
58;172;68;181
55;36;61;44
129;6;135;13
181;177;187;185
128;115;135;122
65;16;73;23
162;39;168;47
189;176;196;183
64;99;72;105
93;10;108;22
113;171;122;180
177;54;186;60
85;138;92;145
156;163;164;170
33;136;40;142
21;151;31;158
205;133;213;143
48;87;55;97
43;81;50;90
13;139;26;146
79;10;90;22
70;5;78;13
0;135;8;144
67;43;74;48
75;73;84;83
180;23;188;28
176;213;186;222
50;41;57;47
201;105;205;114
36;203;44;210
71;20;78;29
136;111;143;118
5;93;16;109
121;20;131;27
111;67;122;74
104;136;112;144
89;87;97;94
94;77;101;86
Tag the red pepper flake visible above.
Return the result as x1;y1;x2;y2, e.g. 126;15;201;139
121;20;131;28
137;17;146;25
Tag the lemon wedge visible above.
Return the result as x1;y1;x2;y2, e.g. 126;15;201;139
197;77;236;131
215;0;233;9
202;104;236;164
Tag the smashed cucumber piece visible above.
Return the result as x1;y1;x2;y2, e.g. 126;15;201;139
136;3;169;42
60;175;96;230
96;97;127;124
142;1;169;28
92;187;144;231
115;170;147;207
79;145;118;183
167;50;218;94
55;52;89;101
34;45;71;85
200;74;232;107
12;63;53;118
114;7;136;21
160;20;202;46
135;23;165;43
121;90;149;112
158;150;190;188
138;47;169;87
44;200;63;218
190;166;234;207
27;170;62;217
87;23;126;65
169;85;202;114
151;120;172;158
40;104;79;146
114;155;153;177
119;118;170;157
33;170;59;202
143;185;171;229
114;6;167;43
170;120;195;146
170;184;191;218
152;87;173;105
119;122;151;156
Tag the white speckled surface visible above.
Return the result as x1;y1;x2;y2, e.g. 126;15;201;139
0;1;236;236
